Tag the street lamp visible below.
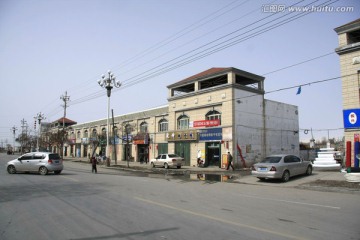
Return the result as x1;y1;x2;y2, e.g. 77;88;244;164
11;126;17;153
35;112;45;152
98;70;121;164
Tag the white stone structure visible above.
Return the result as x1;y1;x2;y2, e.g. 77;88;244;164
313;142;341;170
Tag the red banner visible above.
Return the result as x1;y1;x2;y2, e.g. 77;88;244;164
193;119;220;128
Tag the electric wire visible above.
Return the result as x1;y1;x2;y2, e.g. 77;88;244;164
117;0;333;90
69;0;333;107
6;0;341;139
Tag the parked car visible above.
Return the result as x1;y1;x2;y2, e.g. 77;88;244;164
251;154;312;182
150;154;184;169
6;152;63;175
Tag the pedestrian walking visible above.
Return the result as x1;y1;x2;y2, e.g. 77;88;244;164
91;156;97;173
226;151;234;170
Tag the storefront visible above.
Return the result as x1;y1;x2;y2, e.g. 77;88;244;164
122;134;133;161
167;130;197;166
133;132;150;163
199;128;222;167
81;138;89;158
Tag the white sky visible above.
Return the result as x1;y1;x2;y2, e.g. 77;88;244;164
0;0;359;145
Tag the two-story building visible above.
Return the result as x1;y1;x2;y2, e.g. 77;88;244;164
65;67;299;167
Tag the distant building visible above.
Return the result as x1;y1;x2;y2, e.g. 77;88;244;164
65;67;299;167
335;18;360;166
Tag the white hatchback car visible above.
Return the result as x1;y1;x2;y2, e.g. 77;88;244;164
150;154;184;169
6;152;63;175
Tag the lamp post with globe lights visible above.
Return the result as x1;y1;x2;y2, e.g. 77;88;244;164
98;70;121;165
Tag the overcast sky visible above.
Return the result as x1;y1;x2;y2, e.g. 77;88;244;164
0;0;359;145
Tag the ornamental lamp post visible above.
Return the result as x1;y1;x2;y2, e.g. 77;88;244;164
11;126;17;154
98;70;121;166
35;112;46;152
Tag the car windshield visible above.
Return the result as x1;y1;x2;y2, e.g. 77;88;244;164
168;154;180;158
49;154;60;160
261;156;281;163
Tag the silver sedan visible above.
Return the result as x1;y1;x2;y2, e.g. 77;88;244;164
251;154;312;182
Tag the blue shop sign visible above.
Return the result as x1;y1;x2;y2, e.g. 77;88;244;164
343;109;360;129
199;128;222;141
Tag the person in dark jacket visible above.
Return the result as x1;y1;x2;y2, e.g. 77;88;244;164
226;151;234;170
91;156;97;173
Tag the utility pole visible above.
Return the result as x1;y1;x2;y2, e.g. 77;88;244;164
11;126;17;153
60;91;70;157
20;118;27;154
35;112;46;152
112;109;117;165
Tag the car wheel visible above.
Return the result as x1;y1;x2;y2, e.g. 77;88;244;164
164;163;169;169
54;170;62;175
7;165;16;174
282;171;290;182
177;166;181;169
306;166;312;176
151;162;155;168
39;166;48;175
257;177;265;181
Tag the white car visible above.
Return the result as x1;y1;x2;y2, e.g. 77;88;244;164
6;152;63;175
150;154;184;169
251;154;312;182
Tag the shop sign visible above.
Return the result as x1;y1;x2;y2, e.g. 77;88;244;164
166;130;197;141
81;138;89;144
222;127;232;141
68;138;76;144
110;137;120;145
199;128;222;141
133;133;149;145
343;109;360;129
193;119;220;128
355;134;359;142
122;134;133;142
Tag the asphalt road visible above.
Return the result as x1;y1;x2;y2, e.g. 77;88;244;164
1;153;359;240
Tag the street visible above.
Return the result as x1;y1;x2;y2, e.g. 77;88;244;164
0;153;359;240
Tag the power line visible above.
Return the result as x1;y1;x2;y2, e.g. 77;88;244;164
70;0;333;107
119;0;336;89
262;52;335;76
65;0;248;97
42;0;339;122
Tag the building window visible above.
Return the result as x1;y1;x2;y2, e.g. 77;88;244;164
113;127;118;137
347;29;360;44
140;121;148;133
206;110;221;124
92;129;97;138
77;131;81;138
102;128;106;136
177;115;189;130
84;130;88;138
159;119;168;132
71;132;75;139
124;124;132;135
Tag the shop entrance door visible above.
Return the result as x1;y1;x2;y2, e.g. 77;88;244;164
206;142;221;167
175;142;190;166
137;144;149;164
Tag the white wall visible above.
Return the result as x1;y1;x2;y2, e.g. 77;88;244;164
234;89;299;165
234;90;265;164
265;100;299;157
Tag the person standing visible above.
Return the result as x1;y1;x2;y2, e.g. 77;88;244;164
91;156;97;173
226;151;234;170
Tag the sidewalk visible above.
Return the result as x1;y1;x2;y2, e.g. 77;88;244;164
64;157;360;193
64;156;351;185
64;156;247;174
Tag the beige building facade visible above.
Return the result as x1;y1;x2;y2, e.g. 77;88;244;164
335;19;360;166
64;67;299;168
